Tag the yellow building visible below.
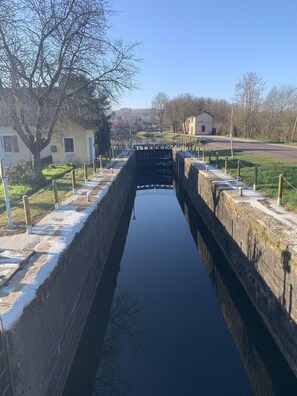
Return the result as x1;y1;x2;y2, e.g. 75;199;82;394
0;120;95;166
185;111;214;135
51;121;95;165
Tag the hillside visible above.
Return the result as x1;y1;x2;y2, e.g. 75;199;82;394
113;108;151;121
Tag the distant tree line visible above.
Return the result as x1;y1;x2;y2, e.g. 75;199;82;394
152;72;297;142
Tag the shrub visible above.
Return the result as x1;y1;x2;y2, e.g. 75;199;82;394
6;163;47;187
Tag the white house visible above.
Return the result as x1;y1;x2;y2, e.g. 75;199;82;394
0;128;51;166
185;111;214;135
0;120;96;167
50;120;95;165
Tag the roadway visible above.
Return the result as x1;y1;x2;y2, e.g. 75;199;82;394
202;135;297;164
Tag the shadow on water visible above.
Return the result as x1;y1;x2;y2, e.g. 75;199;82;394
175;180;297;396
62;188;137;396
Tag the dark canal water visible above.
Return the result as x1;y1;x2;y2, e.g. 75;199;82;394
63;173;297;396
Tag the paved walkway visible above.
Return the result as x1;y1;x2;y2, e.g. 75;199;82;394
183;151;297;253
0;152;132;330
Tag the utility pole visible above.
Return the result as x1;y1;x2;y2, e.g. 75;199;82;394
0;142;14;228
230;104;234;158
292;114;297;142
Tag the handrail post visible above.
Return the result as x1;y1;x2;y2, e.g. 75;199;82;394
216;152;219;168
0;159;14;228
93;158;96;175
277;174;283;205
253;166;258;191
23;195;32;234
237;160;241;181
52;180;59;210
84;163;88;184
225;156;228;174
71;169;76;194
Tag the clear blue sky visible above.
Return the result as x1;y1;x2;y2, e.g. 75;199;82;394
110;0;297;109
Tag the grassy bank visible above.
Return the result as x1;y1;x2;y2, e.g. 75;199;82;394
136;131;204;144
205;149;297;212
0;163;96;234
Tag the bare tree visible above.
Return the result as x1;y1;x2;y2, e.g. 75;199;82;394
0;0;139;167
151;92;169;133
263;84;297;141
165;98;180;133
175;93;199;133
235;72;265;138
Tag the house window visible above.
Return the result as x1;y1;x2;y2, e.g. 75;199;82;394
64;138;74;153
3;135;19;152
202;125;206;132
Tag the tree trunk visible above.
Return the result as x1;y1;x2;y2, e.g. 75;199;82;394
32;150;41;169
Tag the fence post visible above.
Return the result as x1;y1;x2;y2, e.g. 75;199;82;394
216;152;219;168
208;151;211;164
225;156;228;174
277;174;283;205
202;147;205;161
0;159;14;229
198;145;200;158
71;169;76;194
84;163;88;184
237;160;241;181
52;180;59;210
112;146;115;160
99;155;103;171
23;195;32;234
93;158;96;175
253;166;258;191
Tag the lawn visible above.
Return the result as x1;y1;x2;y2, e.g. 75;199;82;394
136;131;205;144
0;162;97;233
204;149;297;212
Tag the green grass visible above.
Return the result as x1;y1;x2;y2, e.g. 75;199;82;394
42;163;74;179
136;131;206;144
205;149;297;212
0;163;96;232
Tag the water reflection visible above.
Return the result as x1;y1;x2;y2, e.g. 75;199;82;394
63;172;297;396
62;190;138;396
175;181;297;396
92;288;143;396
91;173;253;396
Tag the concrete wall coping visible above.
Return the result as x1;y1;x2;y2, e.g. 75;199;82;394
0;151;134;331
174;149;297;260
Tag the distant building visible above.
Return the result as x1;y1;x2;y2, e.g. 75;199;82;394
184;111;214;135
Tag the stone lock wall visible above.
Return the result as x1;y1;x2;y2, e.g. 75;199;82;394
173;149;297;378
3;153;136;396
